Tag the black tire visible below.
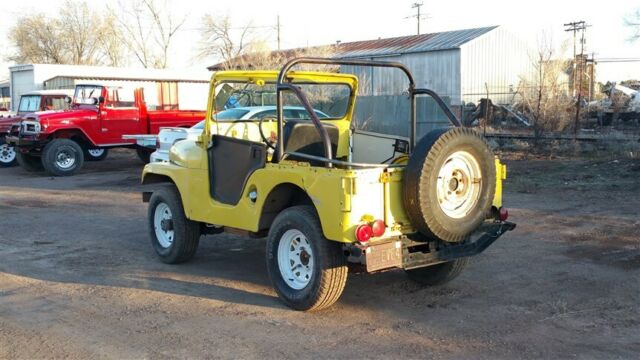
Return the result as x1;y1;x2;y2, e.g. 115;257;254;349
84;147;109;161
136;147;153;164
16;152;44;172
266;206;348;311
0;138;17;167
403;127;496;243
405;258;469;286
41;139;84;176
148;184;200;264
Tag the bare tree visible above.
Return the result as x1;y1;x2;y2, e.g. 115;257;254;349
518;35;574;137
8;15;67;64
625;8;640;41
8;1;126;66
111;0;186;68
196;15;255;69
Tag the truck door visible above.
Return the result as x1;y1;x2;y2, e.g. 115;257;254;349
100;88;141;145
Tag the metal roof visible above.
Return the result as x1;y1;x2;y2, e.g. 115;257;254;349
335;26;498;59
207;26;499;70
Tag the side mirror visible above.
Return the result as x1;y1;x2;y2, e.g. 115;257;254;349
65;96;72;104
98;96;105;104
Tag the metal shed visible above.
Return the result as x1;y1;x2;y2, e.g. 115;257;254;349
336;26;531;107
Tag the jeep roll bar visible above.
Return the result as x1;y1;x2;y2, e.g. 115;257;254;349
274;57;462;167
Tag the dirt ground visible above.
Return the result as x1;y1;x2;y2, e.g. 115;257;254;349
0;149;638;359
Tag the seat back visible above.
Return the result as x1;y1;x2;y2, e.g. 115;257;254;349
282;120;339;164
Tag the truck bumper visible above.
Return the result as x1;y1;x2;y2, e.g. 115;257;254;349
5;135;40;148
349;221;516;273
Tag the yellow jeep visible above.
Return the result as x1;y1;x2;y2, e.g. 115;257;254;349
141;58;515;311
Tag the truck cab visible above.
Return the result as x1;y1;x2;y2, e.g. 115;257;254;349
141;58;515;311
0;90;73;167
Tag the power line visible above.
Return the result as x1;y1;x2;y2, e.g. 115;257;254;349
405;2;428;35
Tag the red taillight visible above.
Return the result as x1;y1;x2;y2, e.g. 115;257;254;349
499;207;509;221
355;224;373;243
371;219;385;237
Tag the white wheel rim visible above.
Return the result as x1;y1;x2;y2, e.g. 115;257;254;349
436;150;482;219
277;229;314;290
88;148;104;157
153;202;174;248
56;149;76;169
0;144;16;163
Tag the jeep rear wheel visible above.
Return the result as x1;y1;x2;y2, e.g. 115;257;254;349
0;140;17;167
405;258;469;286
148;184;200;264
84;147;108;161
403;128;496;242
16;152;44;172
266;206;348;311
42;139;84;176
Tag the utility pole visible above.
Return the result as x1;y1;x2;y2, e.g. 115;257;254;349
564;21;590;137
276;15;281;50
411;2;424;35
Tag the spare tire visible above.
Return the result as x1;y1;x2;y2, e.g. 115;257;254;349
403;127;495;243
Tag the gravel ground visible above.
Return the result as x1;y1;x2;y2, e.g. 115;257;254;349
1;149;638;359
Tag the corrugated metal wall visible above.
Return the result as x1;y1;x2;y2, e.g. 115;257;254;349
460;27;532;105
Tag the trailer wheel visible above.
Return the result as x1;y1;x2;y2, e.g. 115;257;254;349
136;147;153;164
42;139;84;176
16;152;44;172
266;206;348;311
148;184;200;264
405;258;469;286
84;147;109;161
0;139;17;167
403;127;496;242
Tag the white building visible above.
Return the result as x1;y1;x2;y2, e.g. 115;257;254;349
8;64;212;111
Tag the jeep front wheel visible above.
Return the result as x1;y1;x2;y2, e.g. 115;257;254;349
42;139;84;176
266;206;348;311
148;185;200;264
0;140;17;167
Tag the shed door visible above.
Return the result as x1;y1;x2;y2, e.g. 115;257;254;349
11;70;35;112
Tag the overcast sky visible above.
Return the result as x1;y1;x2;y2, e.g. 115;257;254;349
0;0;638;82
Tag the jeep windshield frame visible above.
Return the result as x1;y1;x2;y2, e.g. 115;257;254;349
274;57;462;168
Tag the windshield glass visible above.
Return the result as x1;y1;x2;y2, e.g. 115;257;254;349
191;120;205;130
213;82;351;121
18;95;41;113
74;85;103;105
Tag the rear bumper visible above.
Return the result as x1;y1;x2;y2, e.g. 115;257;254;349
349;220;516;272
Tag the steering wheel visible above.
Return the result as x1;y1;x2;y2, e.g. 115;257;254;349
258;116;279;150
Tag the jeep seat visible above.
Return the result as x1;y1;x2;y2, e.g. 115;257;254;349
282;120;339;163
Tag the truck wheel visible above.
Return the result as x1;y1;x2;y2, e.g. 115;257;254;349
136;147;153;164
266;206;348;311
16;152;44;172
405;258;469;286
42;139;84;176
148;184;200;264
0;139;17;167
84;147;109;161
403;128;496;243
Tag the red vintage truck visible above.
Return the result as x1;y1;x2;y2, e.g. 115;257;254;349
6;84;204;176
0;90;74;167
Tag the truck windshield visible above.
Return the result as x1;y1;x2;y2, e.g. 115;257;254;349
18;95;41;113
214;82;351;120
74;85;103;105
